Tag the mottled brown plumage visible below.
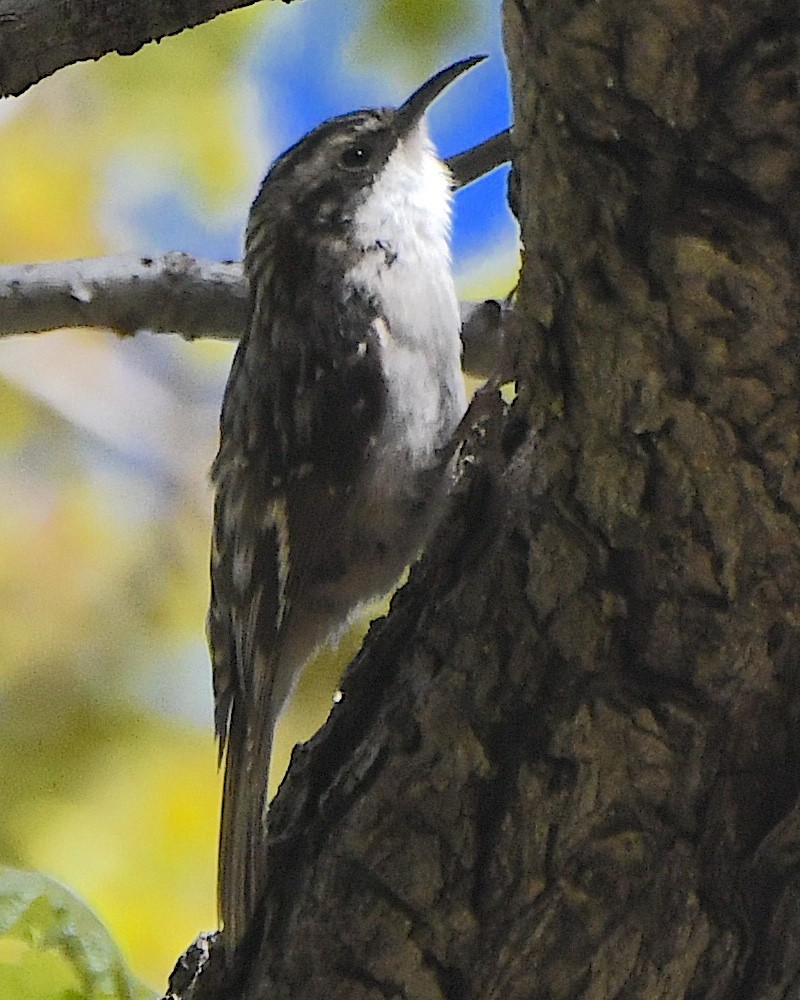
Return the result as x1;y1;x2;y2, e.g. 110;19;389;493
209;57;483;961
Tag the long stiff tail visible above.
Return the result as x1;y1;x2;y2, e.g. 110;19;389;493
218;695;275;960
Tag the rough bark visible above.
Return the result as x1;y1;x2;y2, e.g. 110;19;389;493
0;0;271;98
173;0;800;997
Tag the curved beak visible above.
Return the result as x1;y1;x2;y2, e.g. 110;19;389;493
395;55;486;136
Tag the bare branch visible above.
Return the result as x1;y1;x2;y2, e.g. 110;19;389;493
0;131;514;370
0;253;512;378
0;253;249;340
0;0;271;98
448;129;512;187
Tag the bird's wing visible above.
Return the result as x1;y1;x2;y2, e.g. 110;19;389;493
208;292;387;956
208;300;297;951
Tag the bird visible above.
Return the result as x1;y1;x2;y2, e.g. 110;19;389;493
208;54;485;959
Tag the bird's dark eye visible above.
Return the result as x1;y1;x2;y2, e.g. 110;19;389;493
340;141;374;170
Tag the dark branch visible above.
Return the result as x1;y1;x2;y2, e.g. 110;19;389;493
447;128;512;186
0;0;271;98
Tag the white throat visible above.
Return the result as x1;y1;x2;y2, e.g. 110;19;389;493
345;120;466;469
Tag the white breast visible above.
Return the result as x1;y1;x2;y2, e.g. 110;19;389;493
346;120;467;471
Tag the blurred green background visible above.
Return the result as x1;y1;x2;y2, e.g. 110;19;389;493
0;0;517;994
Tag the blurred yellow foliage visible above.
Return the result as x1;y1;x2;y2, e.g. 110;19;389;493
94;7;266;212
357;0;480;75
0;110;104;262
0;4;266;266
21;724;220;986
0;483;138;673
0;6;270;991
0;2;511;994
0;383;38;450
0;943;84;1000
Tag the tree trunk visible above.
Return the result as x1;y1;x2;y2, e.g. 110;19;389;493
185;0;800;996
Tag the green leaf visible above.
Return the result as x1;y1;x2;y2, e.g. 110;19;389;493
0;868;154;1000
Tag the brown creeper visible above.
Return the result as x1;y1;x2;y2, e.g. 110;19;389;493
208;55;484;958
